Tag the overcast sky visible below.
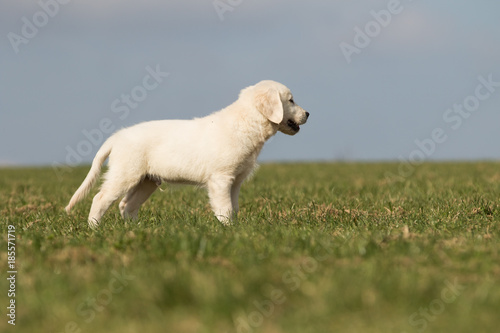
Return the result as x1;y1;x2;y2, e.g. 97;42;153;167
1;0;499;166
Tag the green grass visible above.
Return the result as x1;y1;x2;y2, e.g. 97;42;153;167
1;162;499;333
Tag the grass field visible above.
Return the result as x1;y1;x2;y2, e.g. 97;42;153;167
1;162;499;333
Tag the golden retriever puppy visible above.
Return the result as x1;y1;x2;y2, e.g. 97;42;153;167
66;80;309;228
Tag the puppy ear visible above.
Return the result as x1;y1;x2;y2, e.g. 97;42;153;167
254;88;284;124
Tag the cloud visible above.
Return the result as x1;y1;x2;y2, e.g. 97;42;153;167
388;7;461;53
0;159;19;167
1;0;212;26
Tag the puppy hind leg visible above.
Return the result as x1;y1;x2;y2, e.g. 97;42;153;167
88;190;122;229
119;189;136;220
88;176;140;229
119;177;158;220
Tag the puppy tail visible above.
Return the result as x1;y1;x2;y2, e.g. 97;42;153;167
65;139;113;214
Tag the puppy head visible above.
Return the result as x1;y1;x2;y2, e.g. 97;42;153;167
253;80;309;135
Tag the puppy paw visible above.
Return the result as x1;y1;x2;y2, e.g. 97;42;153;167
88;218;100;230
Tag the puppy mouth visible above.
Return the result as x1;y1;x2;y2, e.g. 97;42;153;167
287;119;300;132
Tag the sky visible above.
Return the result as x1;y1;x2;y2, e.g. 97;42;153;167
1;0;500;167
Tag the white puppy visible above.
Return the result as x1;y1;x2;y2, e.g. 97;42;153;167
66;80;309;228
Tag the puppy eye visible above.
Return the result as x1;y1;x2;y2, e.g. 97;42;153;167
289;98;294;104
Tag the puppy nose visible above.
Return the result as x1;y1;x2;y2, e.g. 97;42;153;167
305;112;310;119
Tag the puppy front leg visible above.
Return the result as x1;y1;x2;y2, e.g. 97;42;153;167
207;175;235;225
231;180;244;214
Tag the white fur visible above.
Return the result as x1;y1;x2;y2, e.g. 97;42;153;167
65;80;309;228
